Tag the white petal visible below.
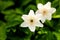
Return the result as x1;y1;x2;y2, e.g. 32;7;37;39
20;22;28;27
36;21;43;27
49;8;56;14
44;2;51;8
29;26;35;32
35;10;40;14
41;18;46;23
29;10;34;15
22;15;28;21
37;3;43;9
35;10;42;14
35;14;42;20
47;14;52;20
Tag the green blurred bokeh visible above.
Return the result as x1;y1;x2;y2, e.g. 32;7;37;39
0;0;60;40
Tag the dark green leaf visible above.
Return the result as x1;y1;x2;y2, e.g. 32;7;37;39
0;1;14;11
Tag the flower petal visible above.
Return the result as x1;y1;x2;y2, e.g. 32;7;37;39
37;3;43;9
36;21;43;27
47;14;52;20
49;8;56;14
29;10;34;15
29;26;35;32
20;22;28;27
41;18;46;23
35;10;40;14
22;15;28;21
35;14;42;20
44;2;51;8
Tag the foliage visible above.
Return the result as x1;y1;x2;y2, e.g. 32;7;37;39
0;0;60;40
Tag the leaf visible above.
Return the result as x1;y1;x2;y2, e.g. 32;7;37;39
2;8;23;15
45;20;53;27
1;0;13;1
20;0;32;7
15;8;23;15
7;28;32;40
6;21;20;28
53;32;60;40
53;15;60;18
5;14;22;21
2;9;15;15
52;8;60;18
46;31;57;40
2;8;23;28
0;1;14;11
24;5;37;14
4;12;22;28
5;15;22;28
52;0;59;7
0;21;6;40
36;28;57;40
35;34;47;40
12;29;16;32
36;0;47;4
53;19;60;32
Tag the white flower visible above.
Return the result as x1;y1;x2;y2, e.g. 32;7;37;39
20;10;43;32
36;2;56;23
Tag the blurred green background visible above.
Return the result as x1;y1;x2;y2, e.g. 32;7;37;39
0;0;60;40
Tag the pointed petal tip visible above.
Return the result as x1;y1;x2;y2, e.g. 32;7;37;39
44;2;51;8
46;2;51;5
47;2;51;3
40;24;44;27
51;8;56;13
29;10;34;13
30;10;34;12
21;15;28;21
20;22;28;27
30;30;35;32
29;10;35;15
37;3;43;9
29;26;35;32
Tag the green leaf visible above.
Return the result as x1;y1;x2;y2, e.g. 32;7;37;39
46;31;57;40
53;32;60;40
4;13;22;28
2;8;23;29
2;8;23;15
5;15;22;28
37;28;48;34
53;15;60;18
15;8;23;15
2;9;15;15
7;28;32;40
35;34;47;40
52;0;59;7
12;29;16;32
36;0;47;4
5;13;22;22
0;21;6;40
20;0;32;7
45;20;53;27
53;19;60;32
6;21;20;28
52;8;60;18
37;27;57;40
0;1;14;11
24;5;37;14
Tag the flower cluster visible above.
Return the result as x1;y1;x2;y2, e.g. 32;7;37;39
20;2;56;32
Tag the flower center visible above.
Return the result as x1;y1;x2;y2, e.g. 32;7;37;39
29;19;34;25
43;10;46;13
30;19;33;23
42;9;48;16
43;10;47;15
